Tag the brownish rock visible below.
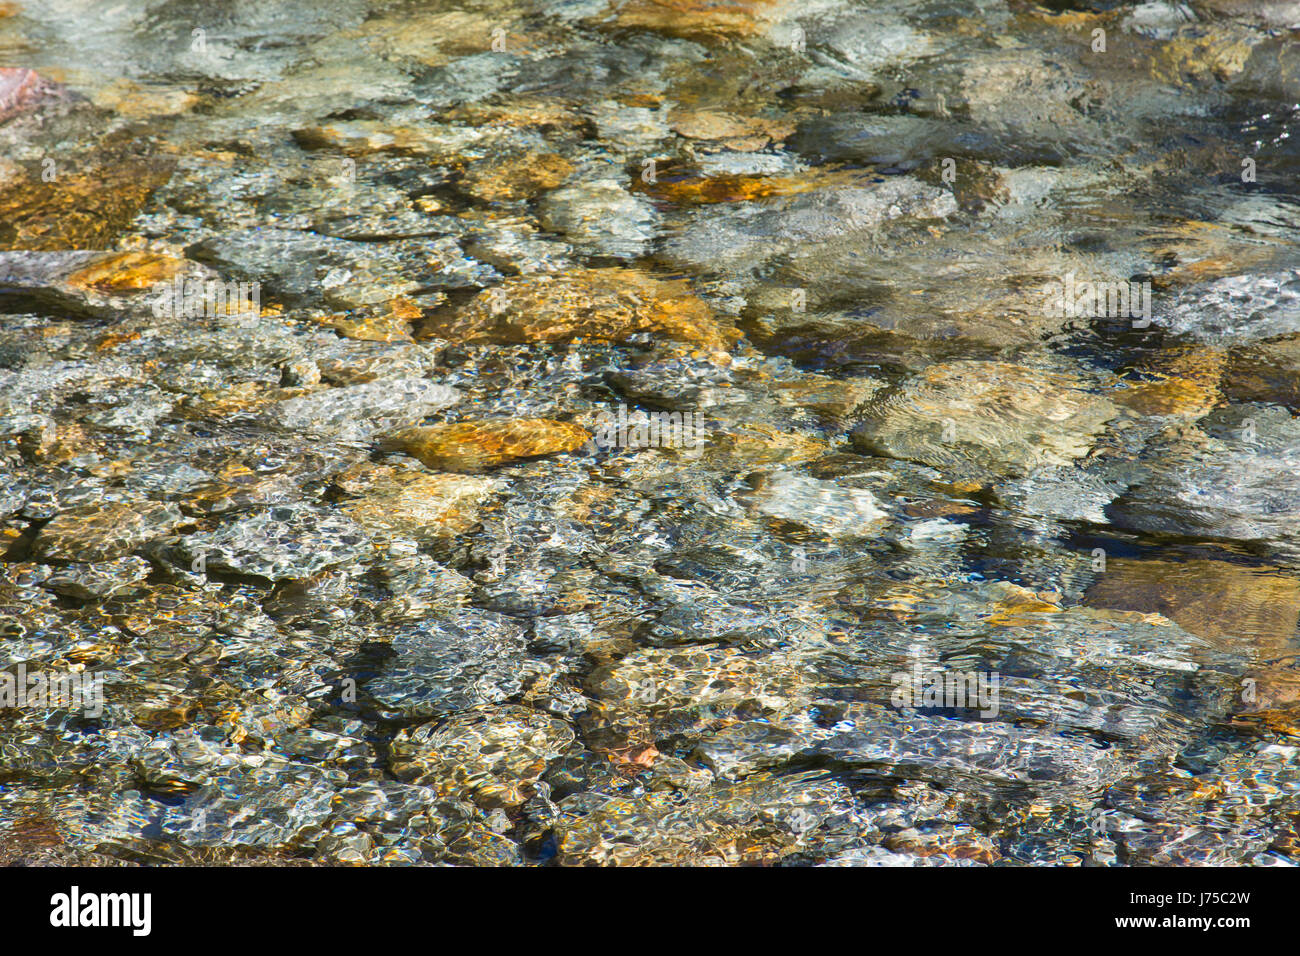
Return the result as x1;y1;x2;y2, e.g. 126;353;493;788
851;361;1119;479
133;696;199;732
668;109;794;151
0;816;78;867
64;250;189;293
770;373;882;420
335;463;501;538
0;141;175;250
1085;556;1300;735
608;0;795;40
32;501;188;562
916;158;1009;212
185;473;301;515
390;706;575;811
1235;667;1300;737
639;171;797;205
19;420;91;464
1113;345;1226;418
443;98;586;133
381;420;590;472
181;381;281;421
349;10;545;63
316;297;420;342
0;249;213;319
1084;557;1300;650
633;162;854;207
1149;24;1256;86
89;78;197;119
460;151;575;202
419;268;738;355
1224;334;1300;412
689;424;825;468
0;67;63;123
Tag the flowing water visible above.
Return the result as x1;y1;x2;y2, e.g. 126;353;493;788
0;0;1299;865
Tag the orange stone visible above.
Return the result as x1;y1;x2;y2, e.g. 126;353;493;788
460;151;575;202
0;140;174;250
611;0;792;40
419;267;738;355
64;251;189;293
1114;345;1226;418
336;464;500;537
382;419;591;472
318;297;420;342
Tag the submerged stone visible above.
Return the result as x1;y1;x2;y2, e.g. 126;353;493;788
742;470;889;537
461;151;575;203
390;706;575;810
851;362;1120;480
0;250;203;318
381;419;590;472
179;505;369;581
2;0;1298;869
0;143;174;251
418;268;738;355
42;556;153;600
1109;405;1300;563
33;501;187;562
367;611;534;718
607;0;803;40
0;68;64;123
1160;271;1300;343
263;377;460;442
336;464;501;540
538;180;656;258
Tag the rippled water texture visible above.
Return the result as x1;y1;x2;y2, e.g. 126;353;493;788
0;0;1299;866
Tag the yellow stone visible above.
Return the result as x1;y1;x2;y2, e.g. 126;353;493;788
668;109;794;151
64;251;189;293
460;151;575;202
1113;345;1225;418
1085;557;1300;651
984;582;1063;627
445;98;586;133
697;424;825;467
1087;555;1300;737
1224;335;1300;411
90;78;197;119
336;464;500;537
635;163;851;206
316;297;420;342
642;172;788;205
184;382;279;419
610;0;793;40
1150;27;1255;86
382;419;591;472
351;10;540;63
0;140;174;250
419;267;738;355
